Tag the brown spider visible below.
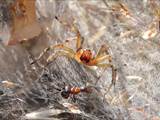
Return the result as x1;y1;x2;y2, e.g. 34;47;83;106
31;17;117;91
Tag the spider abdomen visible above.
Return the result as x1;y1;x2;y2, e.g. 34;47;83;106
70;87;81;94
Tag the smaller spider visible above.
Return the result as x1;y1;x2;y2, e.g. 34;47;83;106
31;16;117;91
52;82;95;102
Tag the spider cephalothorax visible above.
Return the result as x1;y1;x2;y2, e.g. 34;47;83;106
61;86;70;99
61;90;70;99
79;49;93;64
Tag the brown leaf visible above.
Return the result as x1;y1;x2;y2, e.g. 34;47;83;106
7;0;41;45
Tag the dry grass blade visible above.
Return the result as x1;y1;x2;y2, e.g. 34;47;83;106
24;109;64;120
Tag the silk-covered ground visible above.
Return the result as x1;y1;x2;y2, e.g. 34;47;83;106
0;0;160;120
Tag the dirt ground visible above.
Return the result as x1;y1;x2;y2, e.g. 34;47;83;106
0;0;160;120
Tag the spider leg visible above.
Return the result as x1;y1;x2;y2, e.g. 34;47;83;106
76;30;84;50
103;66;117;101
95;54;112;63
30;47;50;64
51;44;75;54
96;45;110;58
31;44;75;64
95;52;117;89
52;91;60;95
60;19;84;50
62;82;66;90
84;53;112;67
52;84;62;91
94;48;116;85
96;63;117;99
46;50;75;65
96;63;117;86
71;94;77;103
55;16;83;50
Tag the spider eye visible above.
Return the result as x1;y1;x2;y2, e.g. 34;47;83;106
61;91;70;99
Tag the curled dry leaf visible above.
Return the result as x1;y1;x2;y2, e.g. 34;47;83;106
7;0;41;45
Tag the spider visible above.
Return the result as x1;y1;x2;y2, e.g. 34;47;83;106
52;82;98;102
31;16;117;90
54;83;92;100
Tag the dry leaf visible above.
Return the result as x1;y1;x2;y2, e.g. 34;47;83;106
7;0;41;45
